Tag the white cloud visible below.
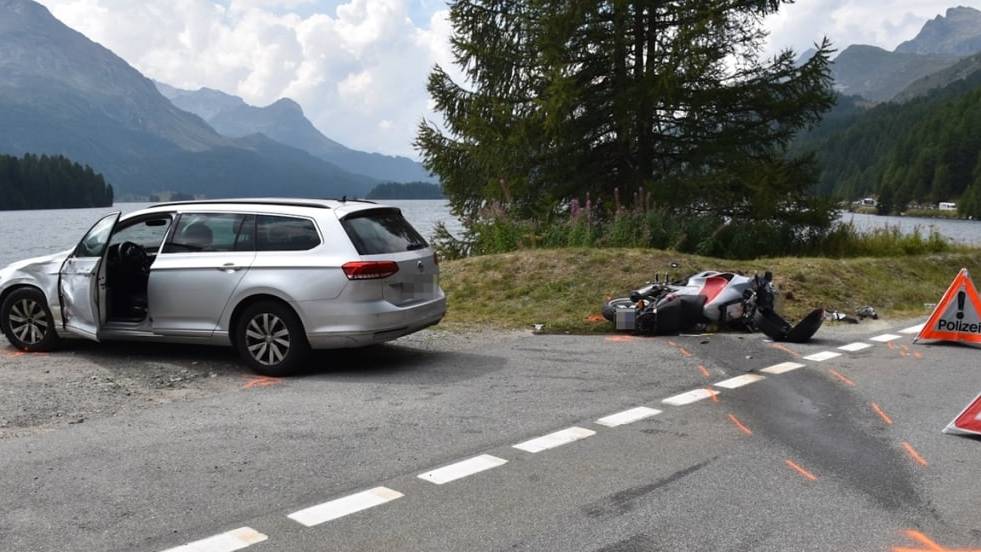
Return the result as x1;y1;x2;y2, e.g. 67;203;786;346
38;0;454;158
764;0;981;58
37;0;981;157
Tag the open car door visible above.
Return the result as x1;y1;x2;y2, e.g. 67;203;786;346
59;212;120;341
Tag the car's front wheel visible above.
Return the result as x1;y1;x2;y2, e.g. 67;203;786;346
234;301;309;376
1;288;60;352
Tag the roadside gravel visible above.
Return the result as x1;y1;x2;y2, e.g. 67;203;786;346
0;327;521;440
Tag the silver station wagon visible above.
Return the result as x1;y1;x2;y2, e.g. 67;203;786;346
0;199;446;375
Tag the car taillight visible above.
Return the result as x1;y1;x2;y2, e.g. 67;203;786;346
342;261;399;280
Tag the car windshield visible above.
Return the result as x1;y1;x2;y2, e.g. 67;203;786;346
341;209;427;255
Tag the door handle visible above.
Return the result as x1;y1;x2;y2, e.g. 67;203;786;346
219;263;243;272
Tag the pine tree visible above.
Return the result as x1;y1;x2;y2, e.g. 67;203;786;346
417;0;835;224
0;154;113;211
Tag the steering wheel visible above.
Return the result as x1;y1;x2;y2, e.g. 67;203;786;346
118;241;149;273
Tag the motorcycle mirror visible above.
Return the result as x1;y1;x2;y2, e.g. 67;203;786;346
670;262;679;269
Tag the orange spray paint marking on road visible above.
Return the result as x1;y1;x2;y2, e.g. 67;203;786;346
605;335;635;343
768;343;800;358
3;350;46;358
913;351;924;360
698;365;711;379
901;442;928;467
828;368;856;387
707;387;719;402
666;340;693;358
727;414;752;436
242;376;283;389
784;459;817;481
870;402;894;425
891;529;981;552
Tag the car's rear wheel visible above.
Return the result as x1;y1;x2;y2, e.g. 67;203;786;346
1;288;60;352
234;300;309;376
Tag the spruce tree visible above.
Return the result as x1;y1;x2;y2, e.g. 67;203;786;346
417;0;835;224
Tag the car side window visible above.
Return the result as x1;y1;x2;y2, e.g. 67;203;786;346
163;213;253;253
75;213;119;258
109;217;172;252
256;215;321;251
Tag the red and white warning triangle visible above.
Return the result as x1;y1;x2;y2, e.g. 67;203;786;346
916;268;981;345
943;393;981;436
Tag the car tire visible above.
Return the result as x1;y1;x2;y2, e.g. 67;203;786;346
234;300;309;376
1;288;60;352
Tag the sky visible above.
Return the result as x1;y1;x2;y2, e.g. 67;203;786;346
36;0;981;159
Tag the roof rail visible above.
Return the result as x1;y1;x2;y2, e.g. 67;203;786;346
150;198;333;209
333;197;378;204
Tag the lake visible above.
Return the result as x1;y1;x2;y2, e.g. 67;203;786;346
0;200;463;268
838;212;981;245
0;202;978;267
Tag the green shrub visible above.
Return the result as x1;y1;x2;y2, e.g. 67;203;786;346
442;206;961;260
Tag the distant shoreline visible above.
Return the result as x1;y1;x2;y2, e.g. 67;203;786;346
843;208;973;222
366;181;444;200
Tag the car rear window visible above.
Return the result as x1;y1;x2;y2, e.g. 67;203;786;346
256;215;321;251
341;209;428;255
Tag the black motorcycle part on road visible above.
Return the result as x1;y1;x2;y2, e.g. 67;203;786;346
757;308;825;343
644;294;707;334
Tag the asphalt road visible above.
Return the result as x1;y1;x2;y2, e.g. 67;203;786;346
1;320;980;552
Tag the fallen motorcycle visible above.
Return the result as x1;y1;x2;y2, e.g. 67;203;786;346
602;270;824;343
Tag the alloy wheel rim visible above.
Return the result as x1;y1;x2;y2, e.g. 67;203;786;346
244;313;290;366
8;299;48;345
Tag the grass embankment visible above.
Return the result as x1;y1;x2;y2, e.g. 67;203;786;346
439;248;981;333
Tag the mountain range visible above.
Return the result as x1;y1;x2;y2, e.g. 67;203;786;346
896;6;981;56
829;45;959;101
826;6;981;102
154;83;434;184
790;6;981;217
0;0;428;200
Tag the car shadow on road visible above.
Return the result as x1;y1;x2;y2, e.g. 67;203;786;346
295;344;508;385
36;338;507;386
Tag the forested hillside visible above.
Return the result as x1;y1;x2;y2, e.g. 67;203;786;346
796;72;981;217
366;182;444;199
0;153;113;210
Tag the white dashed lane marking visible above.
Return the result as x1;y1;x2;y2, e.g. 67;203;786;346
596;407;662;427
839;342;873;352
513;427;596;453
714;374;765;389
661;388;718;406
870;334;902;343
802;351;842;362
760;362;805;374
900;323;925;335
160;527;267;552
287;487;403;528
418;455;508;485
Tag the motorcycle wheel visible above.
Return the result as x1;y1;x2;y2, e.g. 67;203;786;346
602;298;635;322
